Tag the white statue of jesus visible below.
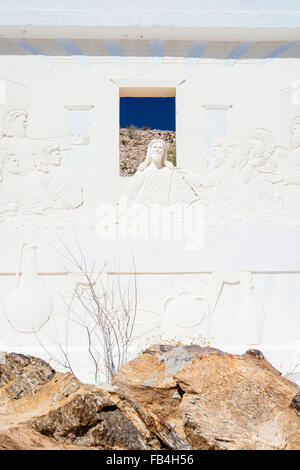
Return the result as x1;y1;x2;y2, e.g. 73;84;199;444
121;139;203;207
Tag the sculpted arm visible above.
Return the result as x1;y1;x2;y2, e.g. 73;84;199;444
30;135;90;151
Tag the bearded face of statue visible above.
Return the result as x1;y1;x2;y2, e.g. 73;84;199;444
150;141;165;167
291;117;300;150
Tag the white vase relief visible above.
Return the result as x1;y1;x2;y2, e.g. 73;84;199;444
161;291;209;341
235;278;265;345
6;244;53;333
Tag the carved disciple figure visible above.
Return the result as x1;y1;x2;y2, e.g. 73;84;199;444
212;139;252;209
0;149;22;216
0;147;60;217
121;139;204;207
0;109;90;176
245;129;287;212
27;144;83;211
199;138;252;209
247;128;286;182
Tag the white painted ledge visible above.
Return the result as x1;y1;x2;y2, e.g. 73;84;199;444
0;5;300;40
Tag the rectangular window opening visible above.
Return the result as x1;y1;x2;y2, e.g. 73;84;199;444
67;107;90;178
119;87;176;176
204;106;231;170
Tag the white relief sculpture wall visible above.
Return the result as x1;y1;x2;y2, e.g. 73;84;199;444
0;106;90;230
1;39;300;383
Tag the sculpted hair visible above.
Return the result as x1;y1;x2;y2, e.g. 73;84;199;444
0;148;15;182
39;143;60;161
138;139;174;171
250;128;272;142
292;115;300;126
226;138;249;169
34;143;60;172
2;109;28;138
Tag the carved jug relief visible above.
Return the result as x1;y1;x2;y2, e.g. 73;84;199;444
5;244;53;333
206;272;265;344
161;291;209;340
235;277;265;344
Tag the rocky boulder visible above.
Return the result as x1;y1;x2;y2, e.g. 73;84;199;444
112;345;300;450
0;352;189;450
0;352;55;400
2;347;300;450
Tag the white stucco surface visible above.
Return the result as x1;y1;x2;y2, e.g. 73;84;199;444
0;6;300;382
1;1;300;40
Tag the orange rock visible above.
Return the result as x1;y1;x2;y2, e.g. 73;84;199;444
0;352;189;450
112;345;300;450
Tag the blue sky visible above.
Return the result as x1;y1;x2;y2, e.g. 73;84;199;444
1;1;299;29
120;97;175;131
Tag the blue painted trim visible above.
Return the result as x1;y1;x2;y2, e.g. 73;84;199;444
55;39;90;66
185;40;209;66
258;41;298;66
223;41;255;66
102;39;127;66
149;40;164;66
9;38;53;65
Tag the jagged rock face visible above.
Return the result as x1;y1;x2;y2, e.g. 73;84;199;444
1;347;300;450
0;352;189;450
112;345;300;450
0;352;55;400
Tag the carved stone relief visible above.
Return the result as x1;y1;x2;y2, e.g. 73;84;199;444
96;138;206;242
5;244;53;333
200;122;300;227
130;271;265;346
0;108;89;228
97;119;300;240
161;291;209;340
206;272;265;344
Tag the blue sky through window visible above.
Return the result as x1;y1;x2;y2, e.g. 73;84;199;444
120;97;175;131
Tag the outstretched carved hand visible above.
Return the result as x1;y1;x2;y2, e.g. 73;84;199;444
72;134;91;146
